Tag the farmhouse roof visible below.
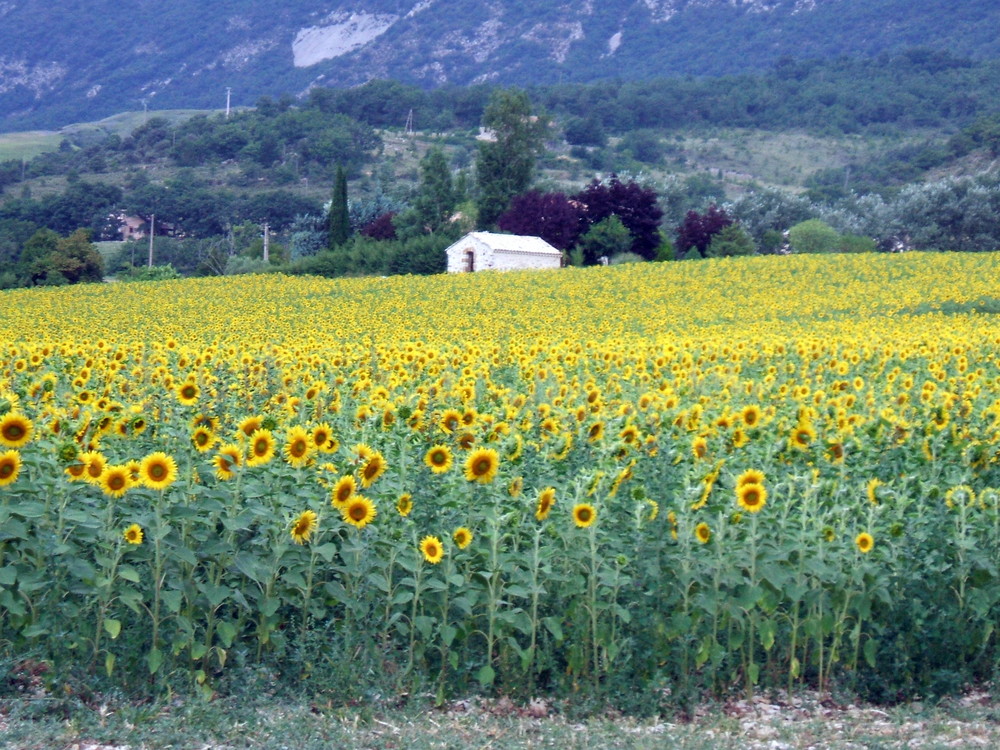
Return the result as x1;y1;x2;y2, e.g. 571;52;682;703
464;231;562;256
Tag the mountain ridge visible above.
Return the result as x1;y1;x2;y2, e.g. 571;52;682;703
2;0;999;130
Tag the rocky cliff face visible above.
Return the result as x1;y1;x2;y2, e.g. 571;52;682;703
1;0;996;130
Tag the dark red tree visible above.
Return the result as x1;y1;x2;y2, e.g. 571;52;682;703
572;176;663;260
497;190;583;251
360;212;397;240
675;204;733;257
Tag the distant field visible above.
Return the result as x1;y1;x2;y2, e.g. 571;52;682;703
0;109;223;162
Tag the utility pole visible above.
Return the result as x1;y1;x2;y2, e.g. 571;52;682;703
405;108;414;136
225;87;232;119
262;222;270;263
147;214;155;267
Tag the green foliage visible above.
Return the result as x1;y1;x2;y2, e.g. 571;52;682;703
788;219;841;254
475;89;548;228
328;166;351;250
707;224;756;258
119;264;182;282
577;215;632;265
410;148;457;235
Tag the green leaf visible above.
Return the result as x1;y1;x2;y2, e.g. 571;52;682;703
748;662;760;685
104;619;121;640
147;647;163;675
105;652;115;677
216;621;237;648
542;616;563;641
759;618;776;652
117;565;140;583
161;589;184;614
314;543;338;563
477;664;495;687
191;642;208;660
863;639;877;668
0;566;16;586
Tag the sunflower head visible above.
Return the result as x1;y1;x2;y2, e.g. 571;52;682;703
214;444;243;480
695;522;711;544
247;429;276;466
396;493;413;517
140;452;178;490
736;482;767;513
572;502;596;528
453;527;473;549
419;535;444;564
464;448;499;484
0;450;21;487
341;496;377;529
99;465;132;498
0;413;33;449
535;487;556;521
291;510;318;544
123;523;144;545
424;445;453;474
855;532;874;554
331;475;357;508
359;452;387;488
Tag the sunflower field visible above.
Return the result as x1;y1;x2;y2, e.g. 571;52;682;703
1;251;999;704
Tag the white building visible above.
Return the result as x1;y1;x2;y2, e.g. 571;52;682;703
444;232;563;273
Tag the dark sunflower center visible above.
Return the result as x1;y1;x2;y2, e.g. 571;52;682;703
109;475;126;490
254;439;268;455
0;463;13;478
350;504;366;521
4;425;24;440
474;459;490;474
578;509;592;522
291;440;307;457
149;464;166;479
432;451;446;465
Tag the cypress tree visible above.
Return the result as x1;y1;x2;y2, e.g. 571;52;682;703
328;165;350;249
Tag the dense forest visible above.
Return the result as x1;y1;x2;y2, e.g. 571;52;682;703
1;51;999;288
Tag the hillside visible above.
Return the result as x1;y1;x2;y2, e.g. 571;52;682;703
3;0;1000;130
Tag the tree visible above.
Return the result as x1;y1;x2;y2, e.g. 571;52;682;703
675;204;733;258
475;89;548;228
497;191;582;250
328;165;350;249
411;148;456;234
706;223;756;258
576;215;633;265
788;219;840;254
573;176;663;260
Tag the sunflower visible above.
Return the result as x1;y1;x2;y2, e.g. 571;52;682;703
237;415;263;439
0;450;21;487
64;460;88;481
587;421;605;443
692;436;708;460
424;444;453;473
535;487;556;521
99;465;132;498
80;451;107;483
453;527;473;549
572;503;596;528
247;429;276;467
855;532;874;554
341;496;377;529
790;422;816;450
464;448;499;484
123;523;144;545
283;426;314;467
331;475;357;508
420;535;444;564
736;482;767;513
359;451;387;488
740;405;762;428
945;484;975;509
176;381;200;406
439;409;462;434
508;476;523;497
396;493;413;517
695;522;712;544
310;423;336;452
290;510;318;544
645;499;659;521
866;478;882;505
213;443;242;480
0;413;33;448
191;426;215;453
140;452;178;490
736;468;765;488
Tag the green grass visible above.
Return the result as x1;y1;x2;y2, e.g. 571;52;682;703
0;132;63;162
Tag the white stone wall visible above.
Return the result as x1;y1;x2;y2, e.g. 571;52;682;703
490;251;561;271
